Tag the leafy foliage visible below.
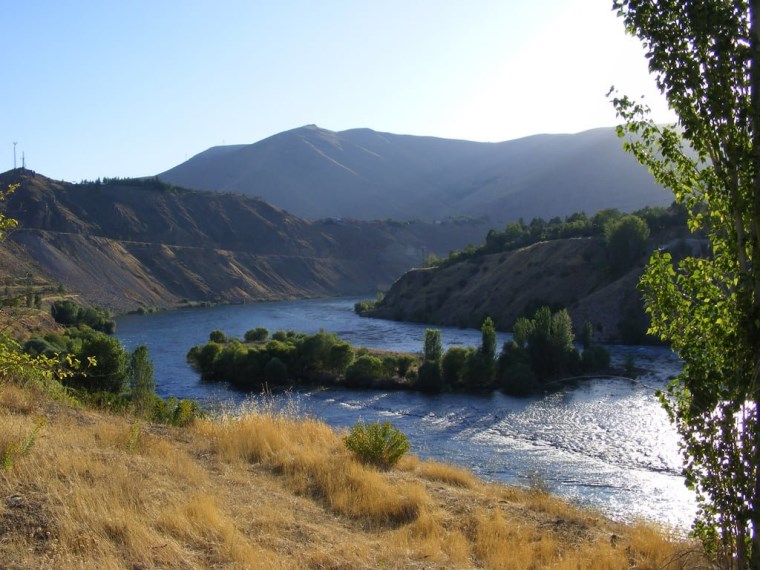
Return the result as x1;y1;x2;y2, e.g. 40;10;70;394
244;327;268;342
425;207;683;270
51;300;116;334
604;214;651;276
0;184;19;239
612;0;760;565
129;345;155;418
422;329;442;363
343;421;410;468
499;306;609;395
188;329;363;389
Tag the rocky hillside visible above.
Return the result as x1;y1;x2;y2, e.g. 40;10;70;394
365;237;655;344
0;169;489;312
159;125;670;224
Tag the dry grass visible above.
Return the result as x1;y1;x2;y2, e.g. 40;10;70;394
0;378;708;569
398;455;478;488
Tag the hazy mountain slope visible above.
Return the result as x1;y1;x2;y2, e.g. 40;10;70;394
0;170;489;311
159;126;670;223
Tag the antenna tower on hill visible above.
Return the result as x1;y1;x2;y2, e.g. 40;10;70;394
13;142;17;169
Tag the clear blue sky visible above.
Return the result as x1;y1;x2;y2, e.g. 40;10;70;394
4;0;674;182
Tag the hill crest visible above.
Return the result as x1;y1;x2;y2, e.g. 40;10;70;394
159;126;671;223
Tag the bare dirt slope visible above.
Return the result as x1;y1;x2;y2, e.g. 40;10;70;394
0;170;489;312
368;238;648;343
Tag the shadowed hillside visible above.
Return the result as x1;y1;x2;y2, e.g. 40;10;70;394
0;170;489;312
159;125;671;223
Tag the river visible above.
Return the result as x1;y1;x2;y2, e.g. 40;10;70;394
114;296;696;531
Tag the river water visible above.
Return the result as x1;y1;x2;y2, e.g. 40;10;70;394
115;297;696;531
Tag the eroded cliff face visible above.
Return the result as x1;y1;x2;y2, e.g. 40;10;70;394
0;170;489;311
367;238;649;343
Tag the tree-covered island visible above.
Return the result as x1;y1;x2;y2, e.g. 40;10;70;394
186;307;612;396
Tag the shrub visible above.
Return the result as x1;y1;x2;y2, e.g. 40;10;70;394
327;342;354;374
271;330;288;342
396;355;415;379
581;346;611;372
343;421;410;468
604;214;650;276
50;300;116;333
497;341;537;396
263;357;288;384
244;327;269;342
66;333;129;393
209;330;227;343
344;355;384;386
415;360;442;393
442;346;470;388
353;299;377;315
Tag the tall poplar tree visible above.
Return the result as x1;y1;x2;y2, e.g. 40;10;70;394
612;1;760;566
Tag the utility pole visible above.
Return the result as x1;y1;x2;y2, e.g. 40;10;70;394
13;142;17;169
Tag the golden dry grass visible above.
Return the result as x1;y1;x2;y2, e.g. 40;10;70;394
0;378;707;569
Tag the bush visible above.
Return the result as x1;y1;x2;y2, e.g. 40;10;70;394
263;357;288;384
50;300;115;334
415;360;442;393
209;330;227;343
326;341;354;374
66;333;129;393
604;214;650;276
343;421;410;468
244;327;269;342
353;299;377;315
344;354;384;386
396;354;415;379
497;341;537;396
581;346;611;372
442;346;470;388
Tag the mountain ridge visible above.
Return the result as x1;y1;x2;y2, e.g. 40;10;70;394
159;125;671;223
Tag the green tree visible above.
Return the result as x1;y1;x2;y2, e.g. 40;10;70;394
590;208;622;234
441;346;470;388
480;316;497;362
423;329;442;364
604;214;650;275
50;299;80;326
395;354;415;379
69;333;128;393
263;357;287;384
208;330;226;343
344;354;384;387
326;341;354;375
497;341;536;396
129;345;156;418
512;306;576;381
418;329;443;392
244;327;268;342
612;1;760;565
581;321;594;351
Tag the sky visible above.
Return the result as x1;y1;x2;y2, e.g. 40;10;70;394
4;0;675;182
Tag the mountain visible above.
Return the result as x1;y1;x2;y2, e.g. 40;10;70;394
0;169;489;312
159;125;671;223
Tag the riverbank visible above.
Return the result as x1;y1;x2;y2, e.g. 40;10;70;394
0;377;702;569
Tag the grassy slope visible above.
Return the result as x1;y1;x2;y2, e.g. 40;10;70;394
0;379;706;569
